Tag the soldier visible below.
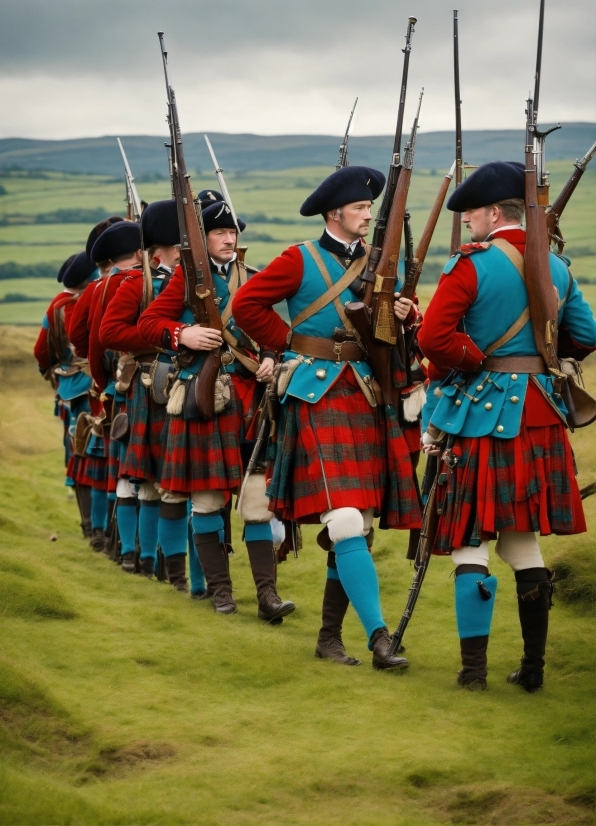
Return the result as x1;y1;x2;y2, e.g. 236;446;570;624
233;166;422;670
138;197;295;622
34;252;97;538
418;161;596;692
99;199;200;590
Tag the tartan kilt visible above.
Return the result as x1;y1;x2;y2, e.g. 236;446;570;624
267;370;421;527
82;455;109;490
158;376;244;496
432;411;587;554
119;372;167;484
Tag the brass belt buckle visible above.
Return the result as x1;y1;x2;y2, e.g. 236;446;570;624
333;342;343;362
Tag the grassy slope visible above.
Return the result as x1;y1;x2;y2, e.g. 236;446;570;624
0;327;594;825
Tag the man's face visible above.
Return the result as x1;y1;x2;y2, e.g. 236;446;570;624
153;244;180;270
207;228;237;264
462;206;496;242
328;200;373;242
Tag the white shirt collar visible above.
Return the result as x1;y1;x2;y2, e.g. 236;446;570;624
211;251;237;275
325;229;360;253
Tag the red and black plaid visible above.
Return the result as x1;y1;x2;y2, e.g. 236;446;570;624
432;412;587;554
158;378;244;496
267;370;421;527
79;455;108;489
119;372;167;484
107;398;127;493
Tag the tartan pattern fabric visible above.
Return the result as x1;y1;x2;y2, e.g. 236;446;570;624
120;372;167;484
432;412;586;554
75;455;108;489
267;370;421;526
158;377;244;495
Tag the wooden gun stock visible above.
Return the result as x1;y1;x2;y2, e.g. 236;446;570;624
194;348;221;420
344;301;395;407
546;141;596;250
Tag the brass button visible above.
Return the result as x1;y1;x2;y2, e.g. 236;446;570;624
511;374;518;381
485;402;492;410
315;369;327;380
472;398;479;403
455;399;462;407
307;393;315;399
496;425;504;433
476;385;484;392
510;395;519;403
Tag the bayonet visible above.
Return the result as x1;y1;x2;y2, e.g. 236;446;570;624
204;134;241;234
116;138;142;223
336;96;358;170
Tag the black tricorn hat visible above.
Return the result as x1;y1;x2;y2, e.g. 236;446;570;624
202;201;246;234
62;252;98;288
300;165;386;217
141;200;180;248
447;161;526;211
89;221;141;264
57;254;77;283
85;216;125;260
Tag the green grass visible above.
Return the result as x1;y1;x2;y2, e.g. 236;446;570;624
0;160;594;278
0;327;594;825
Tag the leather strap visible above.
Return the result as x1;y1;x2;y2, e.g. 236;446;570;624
483;355;546;374
290;332;363;363
290;242;369;332
218;260;258;374
490;237;526;280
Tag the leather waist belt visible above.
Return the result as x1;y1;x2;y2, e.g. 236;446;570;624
483;355;547;374
290;333;363;362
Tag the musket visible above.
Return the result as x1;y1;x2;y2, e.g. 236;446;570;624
449;10;463;255
204;134;241;234
336;97;358;170
158;31;223;420
523;1;565;380
401;160;456;302
236;388;270;513
546;140;596;251
345;92;423;408
531;0;561;207
117;138;143;223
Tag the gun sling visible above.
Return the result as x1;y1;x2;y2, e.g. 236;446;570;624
219;259;259;375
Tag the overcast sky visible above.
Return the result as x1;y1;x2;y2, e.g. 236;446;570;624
1;0;594;140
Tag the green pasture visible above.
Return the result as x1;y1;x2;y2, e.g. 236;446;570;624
0;327;594;826
0;159;594;279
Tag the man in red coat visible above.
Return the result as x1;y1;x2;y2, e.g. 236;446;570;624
233;166;422;670
418;161;596;692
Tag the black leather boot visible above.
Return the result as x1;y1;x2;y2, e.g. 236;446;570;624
457;636;489;690
76;484;93;539
139;556;156;578
89;527;107;553
121;553;136;573
507;568;553;693
164;554;189;592
370;627;409;671
315;552;361;665
194;528;236;614
246;536;295;623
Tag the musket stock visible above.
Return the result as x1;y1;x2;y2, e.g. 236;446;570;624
546;141;596;251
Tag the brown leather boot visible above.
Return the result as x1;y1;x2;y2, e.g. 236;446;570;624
138;556;156;578
164;554;189;592
457;636;489;690
507;568;553;693
370;627;409;671
194;528;236;614
246;537;295;623
315;570;361;665
76;484;93;539
121;553;136;573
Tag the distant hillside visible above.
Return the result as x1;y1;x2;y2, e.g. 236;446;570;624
0;123;594;176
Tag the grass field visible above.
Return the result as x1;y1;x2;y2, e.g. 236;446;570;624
0;326;594;826
0;158;594;283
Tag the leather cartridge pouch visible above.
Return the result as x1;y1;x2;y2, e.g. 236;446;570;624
110;411;130;443
74;412;94;457
558;358;596;429
183;373;231;421
54;357;90;378
274;357;304;399
115;355;139;394
150;358;176;406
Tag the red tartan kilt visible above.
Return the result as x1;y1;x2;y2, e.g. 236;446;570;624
67;454;93;487
267;370;421;527
107;399;127;493
73;454;108;489
119;373;167;483
158;376;244;496
432;412;587;554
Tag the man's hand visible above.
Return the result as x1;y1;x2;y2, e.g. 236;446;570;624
255;356;275;383
179;324;223;351
421;430;442;456
394;292;414;322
